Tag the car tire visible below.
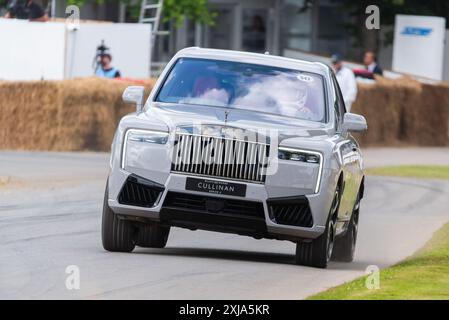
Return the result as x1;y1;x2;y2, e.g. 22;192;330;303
295;185;340;269
331;192;361;262
101;182;136;253
136;223;170;248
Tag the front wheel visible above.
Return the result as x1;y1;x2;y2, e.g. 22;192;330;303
136;223;170;248
295;185;340;268
101;182;136;253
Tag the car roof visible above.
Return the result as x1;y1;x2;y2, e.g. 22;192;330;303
173;47;330;76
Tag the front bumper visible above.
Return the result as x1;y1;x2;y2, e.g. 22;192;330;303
108;167;336;241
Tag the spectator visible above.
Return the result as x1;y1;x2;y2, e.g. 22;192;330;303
331;54;358;112
4;0;49;22
363;51;383;76
95;53;121;79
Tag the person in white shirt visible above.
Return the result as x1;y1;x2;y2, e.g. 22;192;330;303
331;54;358;112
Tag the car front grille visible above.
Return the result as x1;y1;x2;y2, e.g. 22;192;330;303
267;196;314;228
118;175;164;208
171;133;270;183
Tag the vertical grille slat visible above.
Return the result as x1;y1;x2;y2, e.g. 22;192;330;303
194;136;201;174
212;138;219;177
251;142;258;181
235;141;243;179
175;138;181;171
201;137;207;175
180;135;186;171
217;138;223;176
225;139;231;178
172;132;269;183
246;143;252;181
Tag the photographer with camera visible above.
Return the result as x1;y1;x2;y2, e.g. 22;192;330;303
4;0;48;22
94;41;121;79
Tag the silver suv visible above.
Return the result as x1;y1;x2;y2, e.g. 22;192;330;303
102;48;367;268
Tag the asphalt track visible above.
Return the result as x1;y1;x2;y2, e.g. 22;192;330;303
1;149;448;299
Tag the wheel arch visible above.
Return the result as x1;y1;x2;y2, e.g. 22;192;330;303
359;176;365;199
331;171;345;223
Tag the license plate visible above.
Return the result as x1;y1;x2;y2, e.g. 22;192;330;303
185;178;247;197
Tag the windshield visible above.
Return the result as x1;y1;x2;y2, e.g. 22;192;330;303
156;58;326;122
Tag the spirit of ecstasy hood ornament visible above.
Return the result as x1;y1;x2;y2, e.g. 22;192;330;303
224;109;231;125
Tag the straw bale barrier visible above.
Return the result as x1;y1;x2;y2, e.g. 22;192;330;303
352;77;449;146
0;77;448;151
0;78;155;151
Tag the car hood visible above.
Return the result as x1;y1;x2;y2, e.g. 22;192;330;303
146;103;331;140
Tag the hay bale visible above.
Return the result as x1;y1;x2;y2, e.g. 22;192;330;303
352;77;418;145
1;75;448;151
352;77;449;147
0;81;61;150
403;82;449;146
0;78;155;151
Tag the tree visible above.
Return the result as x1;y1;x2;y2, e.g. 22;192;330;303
65;0;215;25
162;0;216;26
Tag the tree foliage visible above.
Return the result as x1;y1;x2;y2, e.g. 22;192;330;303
163;0;215;26
65;0;215;25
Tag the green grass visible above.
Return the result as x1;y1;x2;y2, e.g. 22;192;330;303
366;165;449;180
308;223;449;300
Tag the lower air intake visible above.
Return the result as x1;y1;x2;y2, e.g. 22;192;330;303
267;196;314;228
118;175;164;208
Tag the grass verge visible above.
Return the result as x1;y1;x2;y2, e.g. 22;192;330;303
309;222;449;300
365;165;449;180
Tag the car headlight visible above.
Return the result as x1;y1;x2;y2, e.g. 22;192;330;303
278;147;321;164
127;129;169;145
121;129;169;169
278;147;323;193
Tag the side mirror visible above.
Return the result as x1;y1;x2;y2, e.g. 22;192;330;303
342;113;367;132
122;86;145;113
